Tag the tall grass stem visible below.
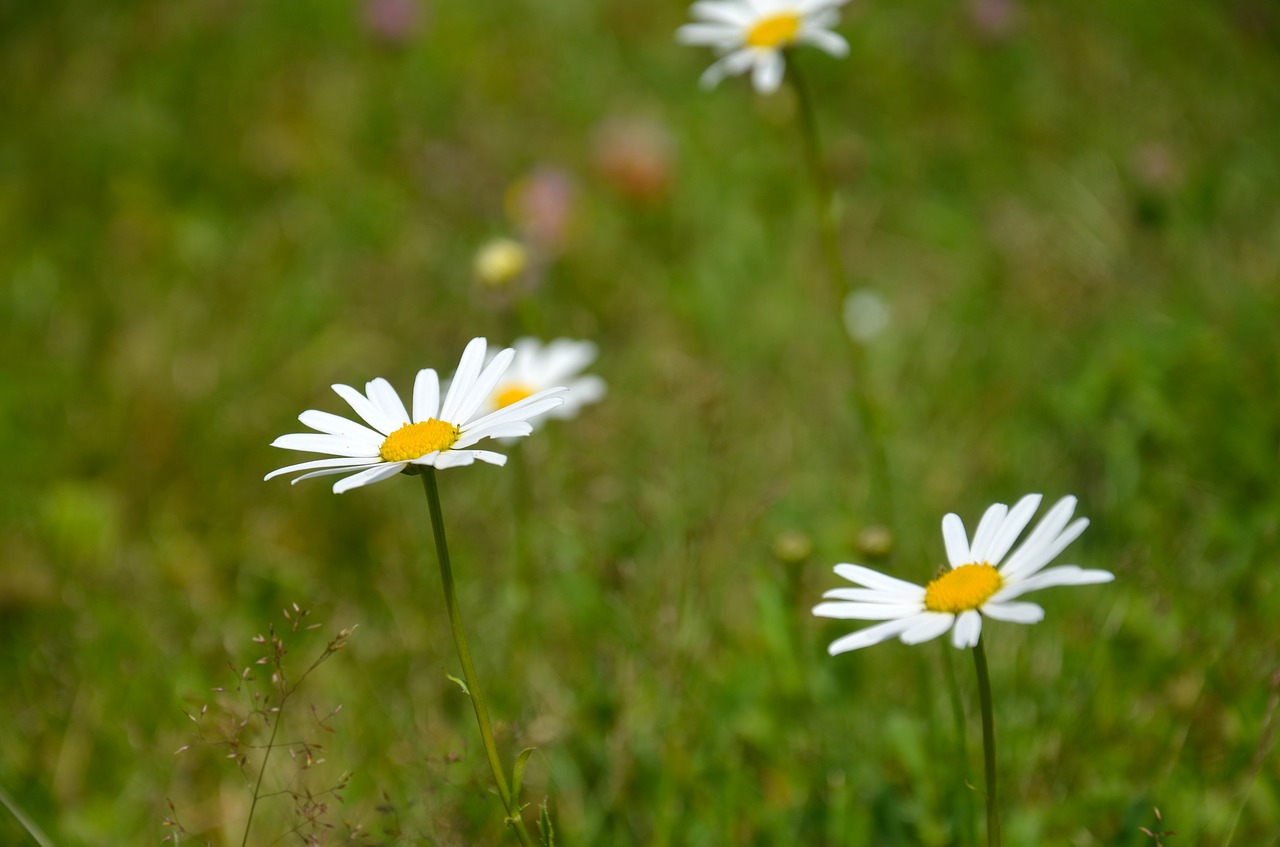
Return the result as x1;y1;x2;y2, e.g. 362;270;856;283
240;696;284;847
972;638;1001;847
1221;667;1280;847
0;784;56;847
788;57;894;535
420;469;536;847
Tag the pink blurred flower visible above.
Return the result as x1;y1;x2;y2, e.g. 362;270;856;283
505;167;578;255
968;0;1020;40
364;0;423;45
591;116;676;205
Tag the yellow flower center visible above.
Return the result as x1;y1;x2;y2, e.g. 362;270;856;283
379;419;460;462
924;564;1003;614
746;12;801;49
494;383;536;410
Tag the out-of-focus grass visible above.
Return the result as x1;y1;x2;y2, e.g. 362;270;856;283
2;0;1279;843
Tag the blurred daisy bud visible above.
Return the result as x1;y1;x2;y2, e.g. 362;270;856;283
772;530;814;565
591;116;676;205
856;524;894;559
843;288;890;343
505;167;578;255
473;237;530;289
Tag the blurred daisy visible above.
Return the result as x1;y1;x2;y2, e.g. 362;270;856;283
676;0;850;95
482;337;605;425
266;337;566;493
813;494;1113;654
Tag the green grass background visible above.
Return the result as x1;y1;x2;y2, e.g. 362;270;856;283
2;0;1279;843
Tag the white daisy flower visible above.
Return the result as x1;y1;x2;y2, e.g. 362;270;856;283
481;337;605;425
676;0;850;95
813;494;1114;654
265;337;567;494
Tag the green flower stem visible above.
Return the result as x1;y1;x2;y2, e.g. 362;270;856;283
942;645;980;846
972;638;1001;847
787;57;894;534
421;469;536;847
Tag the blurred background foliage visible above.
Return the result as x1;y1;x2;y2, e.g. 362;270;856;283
2;0;1279;843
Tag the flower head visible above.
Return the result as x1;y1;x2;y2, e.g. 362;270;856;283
473;238;531;289
266;337;566;493
481;337;604;426
676;0;850;94
813;494;1114;654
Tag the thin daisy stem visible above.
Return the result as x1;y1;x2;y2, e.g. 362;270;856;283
787;57;894;535
420;469;536;847
972;638;1001;847
942;645;980;846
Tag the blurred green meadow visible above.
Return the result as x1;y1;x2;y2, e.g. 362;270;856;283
3;0;1280;843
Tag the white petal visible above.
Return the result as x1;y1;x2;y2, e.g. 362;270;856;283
980;601;1044;624
720;47;761;75
468;449;507;466
463;387;567;435
798;27;848;57
797;0;850;14
332;383;398;436
269;433;380;458
992;565;1114;602
265;456;382;481
297;410;385;443
821;587;921;603
540;339;599;384
832;563;926;598
365;377;410;429
752;51;786;94
412;368;441;423
968;502;1008;564
289;461;388;484
439;337;488;423
941;513;971;566
1002;516;1089;581
675;22;741;46
332;463;404;494
802;7;842;28
983;493;1042;567
952;610;983;648
454;421;532;448
811;602;923;621
689;0;756;25
452;346;516;425
825;617;921;655
698;57;732;89
428;451;475;469
999;495;1077;577
429;449;507;469
554;375;607;416
899;613;955;645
